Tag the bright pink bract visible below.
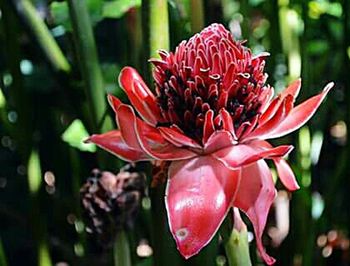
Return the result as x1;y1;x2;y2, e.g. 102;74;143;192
88;23;333;265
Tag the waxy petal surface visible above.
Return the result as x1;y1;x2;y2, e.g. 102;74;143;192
251;140;300;191
166;156;241;259
116;103;197;161
212;142;293;169
274;158;299;191
115;104;144;151
234;160;276;265
87;131;149;161
119;67;164;125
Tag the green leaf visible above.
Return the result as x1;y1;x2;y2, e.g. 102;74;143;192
61;119;96;152
28;149;42;194
102;0;141;19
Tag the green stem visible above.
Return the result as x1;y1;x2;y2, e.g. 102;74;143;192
67;0;112;133
113;230;132;266
149;0;169;58
220;210;252;266
14;0;71;73
190;0;205;33
0;238;8;266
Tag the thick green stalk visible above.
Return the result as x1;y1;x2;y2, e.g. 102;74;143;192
190;0;205;33
149;0;169;58
113;230;132;266
14;0;71;73
224;229;251;266
67;0;112;133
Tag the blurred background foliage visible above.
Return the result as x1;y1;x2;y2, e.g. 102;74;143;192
0;0;349;265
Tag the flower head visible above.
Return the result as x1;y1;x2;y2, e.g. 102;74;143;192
87;23;333;264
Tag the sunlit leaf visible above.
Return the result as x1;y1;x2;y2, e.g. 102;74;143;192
61;119;96;152
28;149;42;194
50;0;103;31
102;0;141;19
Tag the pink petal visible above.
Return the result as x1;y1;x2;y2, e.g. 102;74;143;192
264;82;334;139
280;78;302;100
212;142;293;169
114;104;197;160
135;117;198;161
258;79;301;125
274;158;300;191
158;126;202;149
220;109;237;139
204;130;237;154
86;131;150;161
234;160;276;265
119;67;164;125
248;140;299;191
166;156;241;259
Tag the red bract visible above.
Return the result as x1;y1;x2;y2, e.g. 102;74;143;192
87;23;333;265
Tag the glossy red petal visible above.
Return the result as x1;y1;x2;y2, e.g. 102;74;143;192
115;104;145;151
119;67;164;125
202;110;215;144
234;160;276;265
136;118;198;160
107;94;122;113
158;126;202;149
166;156;241;259
265;82;334;139
115;103;197;160
86;131;149;162
212;142;293;169
220;109;237;139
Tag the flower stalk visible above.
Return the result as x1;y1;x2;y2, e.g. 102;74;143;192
149;0;169;58
113;230;132;266
190;0;205;33
67;0;112;133
221;209;252;266
14;0;71;73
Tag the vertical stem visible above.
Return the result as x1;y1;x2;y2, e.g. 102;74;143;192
67;0;112;133
14;0;71;73
28;149;53;266
0;238;8;266
113;230;132;266
149;0;169;58
190;0;205;33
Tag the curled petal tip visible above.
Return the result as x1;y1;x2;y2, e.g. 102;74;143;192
324;81;335;93
83;137;91;144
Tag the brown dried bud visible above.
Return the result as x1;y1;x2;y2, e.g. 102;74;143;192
80;164;146;246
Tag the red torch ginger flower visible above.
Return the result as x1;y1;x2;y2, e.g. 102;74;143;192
88;24;333;265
